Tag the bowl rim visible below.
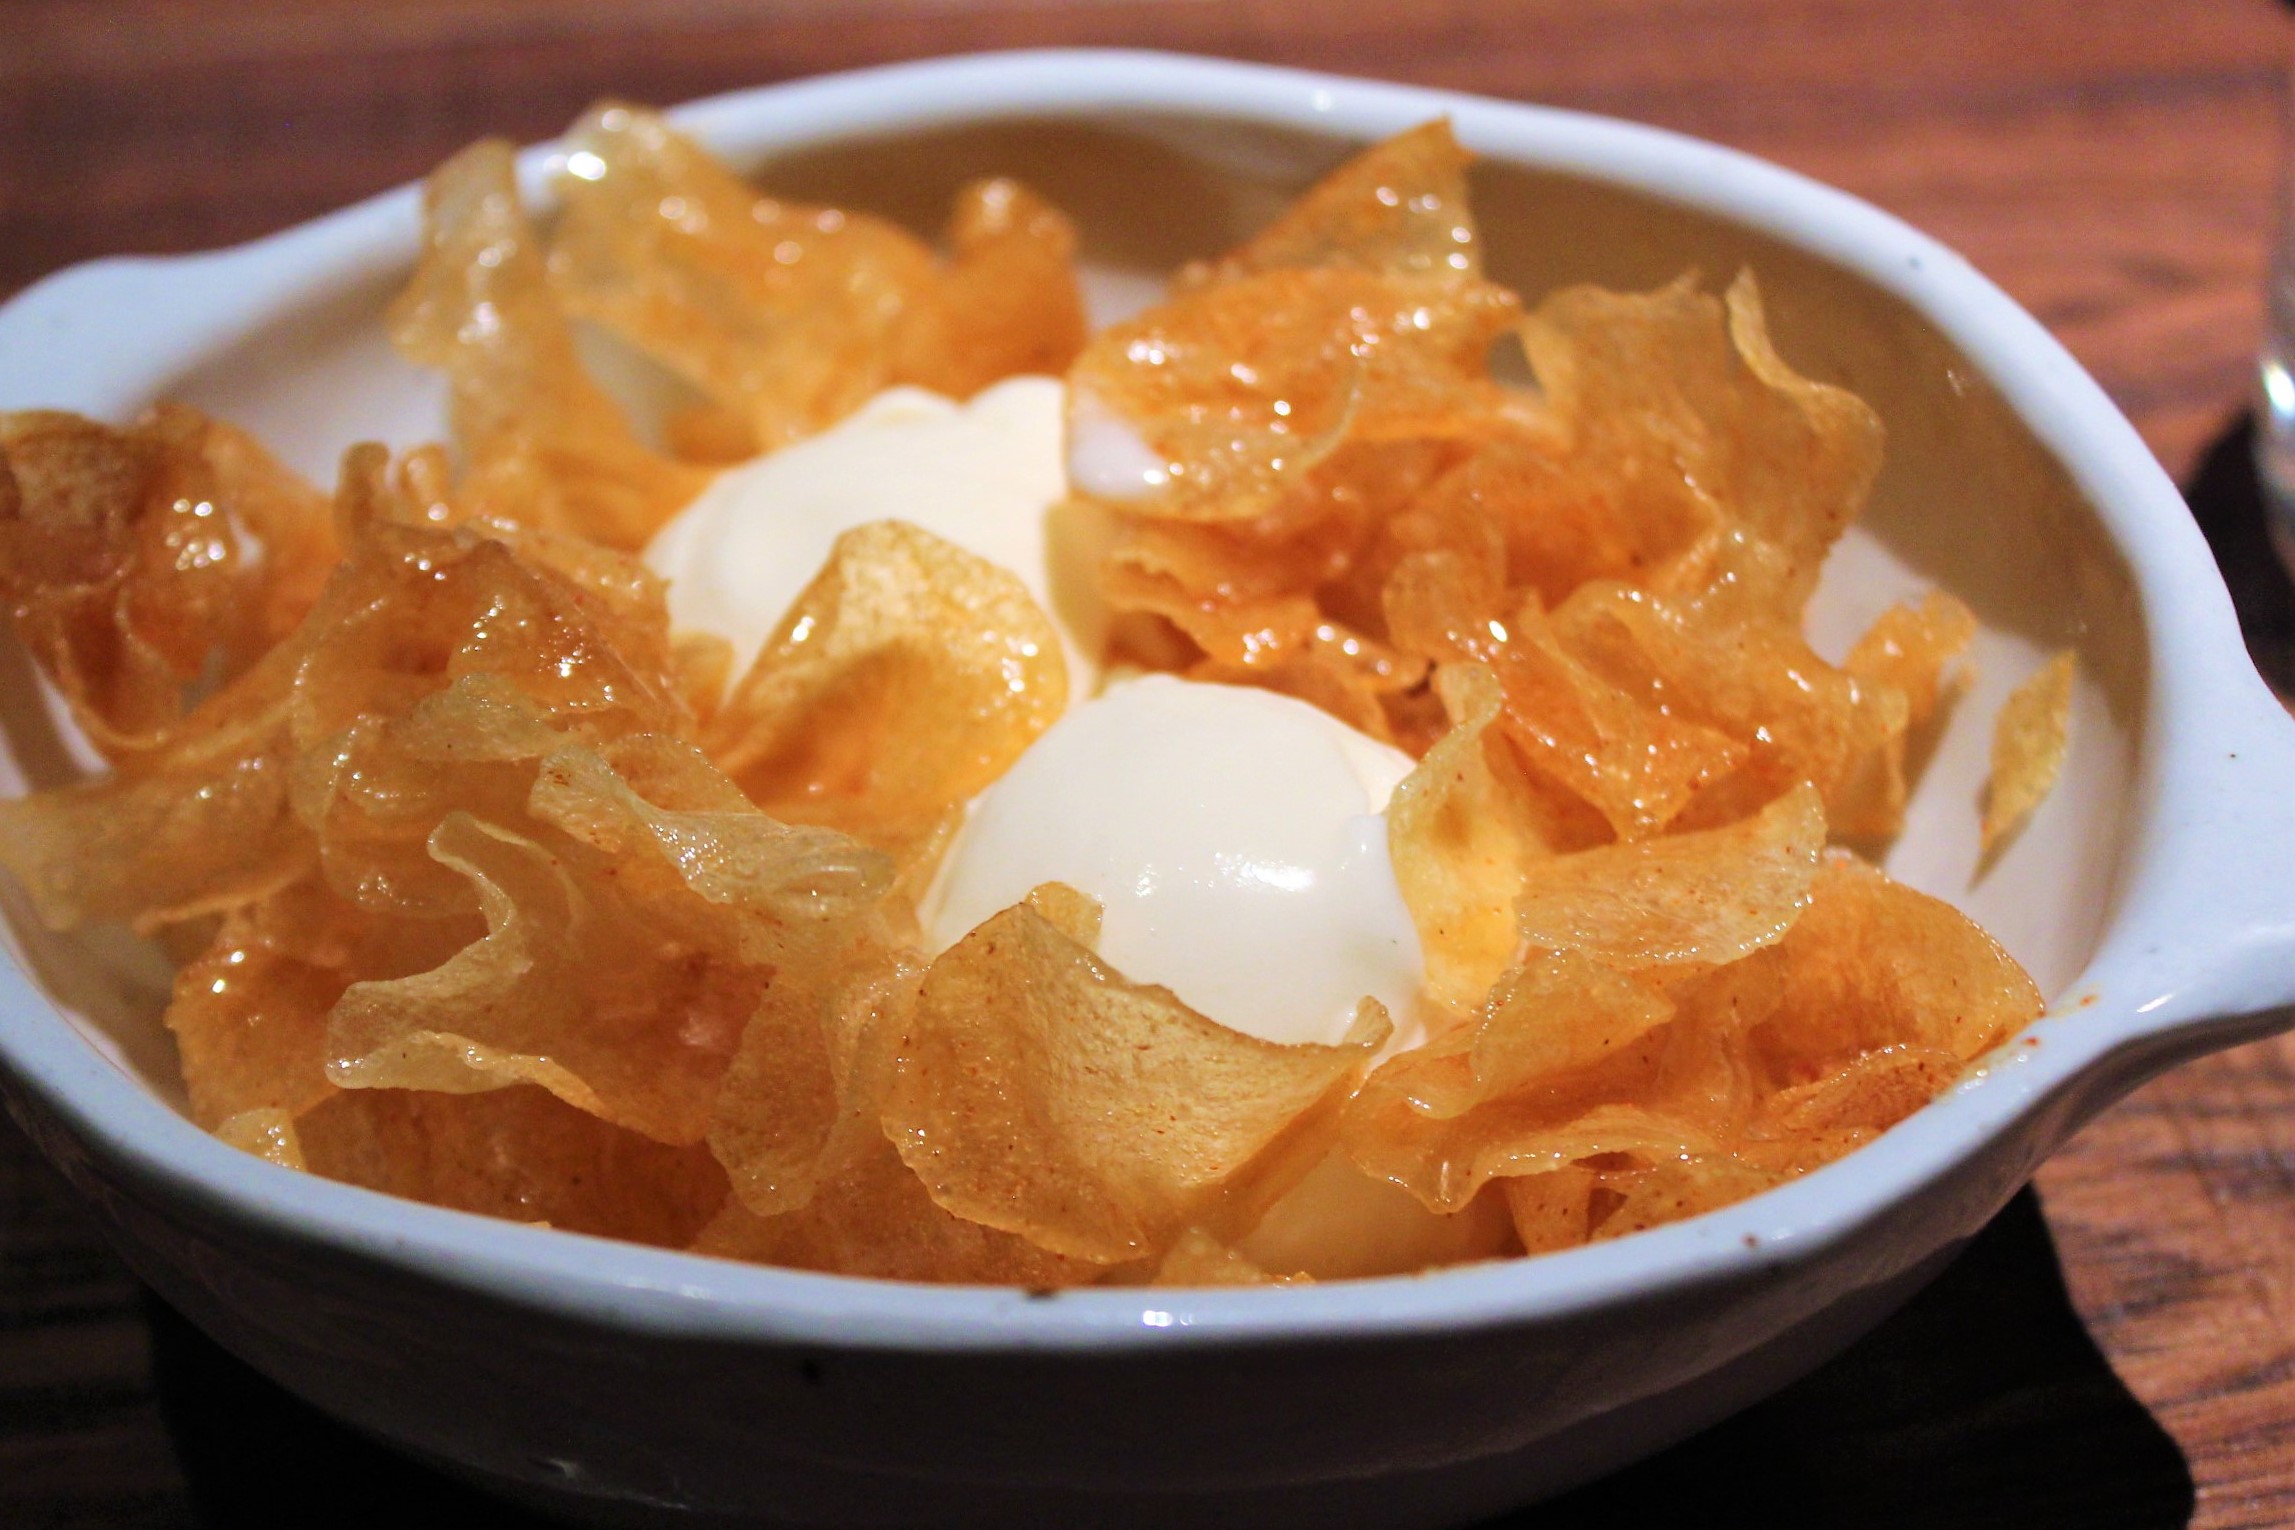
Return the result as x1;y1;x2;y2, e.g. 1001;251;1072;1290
4;46;2295;1353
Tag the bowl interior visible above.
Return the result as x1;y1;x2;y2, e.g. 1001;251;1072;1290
1;110;2142;1123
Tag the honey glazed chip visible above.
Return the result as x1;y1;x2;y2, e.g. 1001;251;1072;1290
0;113;2048;1285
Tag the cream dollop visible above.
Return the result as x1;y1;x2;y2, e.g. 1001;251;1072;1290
922;674;1427;1048
642;377;1110;696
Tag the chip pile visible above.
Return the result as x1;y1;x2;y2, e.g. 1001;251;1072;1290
0;111;2051;1284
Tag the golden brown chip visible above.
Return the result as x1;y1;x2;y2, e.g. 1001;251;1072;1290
1981;648;2076;853
1350;1082;1713;1215
0;406;336;758
1385;663;1559;1012
389;139;705;550
881;896;1384;1264
692;1135;1097;1287
1067;267;1519;525
895;178;1091;398
1518;272;1882;615
1501;1167;1598;1255
1549;580;1909;837
1762;1043;1966;1137
214;1107;307;1170
1588;1157;1786;1241
1401;420;1702;613
1844;591;1977;729
703;520;1066;864
0;642;310;932
166;876;475;1129
549;102;943;451
297;1084;728;1248
1182;120;1479;287
327;734;891;1146
705;939;915;1219
1442;950;1677;1116
1745;854;2043;1083
1385;550;1748;838
1153;1229;1291;1286
1512;782;1825;967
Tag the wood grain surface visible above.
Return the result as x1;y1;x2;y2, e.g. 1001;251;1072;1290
3;1;2293;1525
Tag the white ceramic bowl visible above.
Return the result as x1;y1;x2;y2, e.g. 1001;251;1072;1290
4;50;2294;1529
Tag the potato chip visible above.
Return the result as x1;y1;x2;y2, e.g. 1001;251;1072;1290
1762;1044;1965;1138
1588;1156;1785;1241
327;732;891;1146
705;939;915;1219
389;140;705;550
0;406;335;758
1548;580;1909;837
693;1134;1096;1286
1399;420;1700;614
1182;119;1479;287
1385;550;1747;838
1981;648;2076;853
1845;591;1977;729
1498;1167;1600;1255
1385;663;1561;1012
1443;950;1677;1116
881;895;1383;1264
1350;1080;1711;1215
214;1107;307;1170
1744;854;2042;1083
1153;1229;1290;1286
1512;781;1825;967
548;104;1086;458
702;520;1066;866
1067;267;1519;525
166;875;476;1129
894;178;1091;399
297;1083;728;1248
1517;272;1882;615
549;103;943;452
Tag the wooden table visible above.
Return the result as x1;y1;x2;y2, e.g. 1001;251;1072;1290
4;2;2293;1524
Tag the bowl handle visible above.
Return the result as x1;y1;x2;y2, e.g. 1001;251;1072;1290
2098;657;2295;1056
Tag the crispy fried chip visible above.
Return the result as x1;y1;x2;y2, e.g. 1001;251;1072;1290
390;140;705;550
1746;855;2043;1081
702;520;1066;864
0;406;335;757
1386;663;1559;1011
1067;268;1518;524
895;178;1091;398
0;640;311;932
1981;648;2076;853
693;1135;1097;1286
1845;591;1977;729
297;1084;728;1247
881;894;1383;1264
1153;1228;1290;1286
550;102;942;451
214;1107;307;1169
1182;120;1479;287
1512;782;1825;967
1501;1168;1598;1255
550;104;1086;454
1518;272;1882;614
1386;550;1747;838
326;735;890;1146
1548;580;1909;837
1429;950;1677;1118
167;875;476;1129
